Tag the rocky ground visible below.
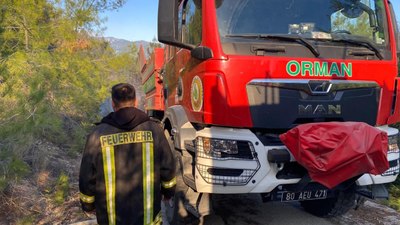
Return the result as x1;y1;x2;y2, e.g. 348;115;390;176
207;194;400;225
333;200;400;225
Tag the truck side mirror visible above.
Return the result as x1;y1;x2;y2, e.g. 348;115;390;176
341;5;363;18
191;46;213;60
158;0;178;46
158;0;195;50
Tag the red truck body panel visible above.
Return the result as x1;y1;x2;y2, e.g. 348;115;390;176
140;47;165;112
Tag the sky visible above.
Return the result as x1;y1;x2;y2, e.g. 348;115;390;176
101;0;400;42
391;1;400;25
101;0;158;42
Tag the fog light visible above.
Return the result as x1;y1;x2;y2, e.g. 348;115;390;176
388;134;399;153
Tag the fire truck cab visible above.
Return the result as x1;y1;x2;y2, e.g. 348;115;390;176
145;0;400;221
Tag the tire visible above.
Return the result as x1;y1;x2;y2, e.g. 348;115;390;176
164;130;198;225
300;186;356;218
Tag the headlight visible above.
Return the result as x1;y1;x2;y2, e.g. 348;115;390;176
197;137;239;158
381;134;400;177
195;137;260;185
196;137;256;160
388;134;399;153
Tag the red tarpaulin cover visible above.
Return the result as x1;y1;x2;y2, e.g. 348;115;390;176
279;122;389;189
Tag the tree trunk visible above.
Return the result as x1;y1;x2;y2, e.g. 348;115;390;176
23;16;28;50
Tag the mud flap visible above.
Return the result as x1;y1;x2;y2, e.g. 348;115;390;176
184;188;213;218
357;184;389;200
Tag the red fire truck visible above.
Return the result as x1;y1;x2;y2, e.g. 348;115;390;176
141;0;400;222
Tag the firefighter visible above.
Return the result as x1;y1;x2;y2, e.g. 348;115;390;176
79;83;176;225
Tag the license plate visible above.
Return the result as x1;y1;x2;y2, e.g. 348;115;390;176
281;189;328;202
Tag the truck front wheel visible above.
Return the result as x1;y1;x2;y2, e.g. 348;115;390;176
300;186;356;218
164;129;198;225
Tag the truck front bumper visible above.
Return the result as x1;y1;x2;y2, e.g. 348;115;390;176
191;126;399;194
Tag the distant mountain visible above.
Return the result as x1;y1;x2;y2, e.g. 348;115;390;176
103;37;150;54
103;37;132;53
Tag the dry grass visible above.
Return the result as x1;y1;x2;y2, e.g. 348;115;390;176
0;140;90;225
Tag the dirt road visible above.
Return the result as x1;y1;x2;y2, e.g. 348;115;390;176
196;194;400;225
70;194;400;225
68;181;400;225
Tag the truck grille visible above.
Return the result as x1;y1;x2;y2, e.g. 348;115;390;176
246;79;380;129
196;164;258;186
381;159;400;176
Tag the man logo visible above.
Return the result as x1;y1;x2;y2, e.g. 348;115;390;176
298;104;342;115
308;80;332;94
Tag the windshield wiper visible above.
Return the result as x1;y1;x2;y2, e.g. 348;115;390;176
226;34;320;57
330;37;383;60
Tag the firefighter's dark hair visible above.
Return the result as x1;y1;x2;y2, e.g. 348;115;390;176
111;83;136;106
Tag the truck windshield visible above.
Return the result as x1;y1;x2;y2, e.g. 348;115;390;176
216;0;390;47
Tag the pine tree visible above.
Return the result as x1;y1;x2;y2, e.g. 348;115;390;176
0;0;136;192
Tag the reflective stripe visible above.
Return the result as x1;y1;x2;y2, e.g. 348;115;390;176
102;146;116;225
80;192;95;203
143;142;154;225
151;212;162;225
162;177;177;189
100;131;153;147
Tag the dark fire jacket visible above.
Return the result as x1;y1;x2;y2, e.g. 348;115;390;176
79;107;176;225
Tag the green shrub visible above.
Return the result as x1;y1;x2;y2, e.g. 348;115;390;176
53;172;70;205
388;177;400;211
0;150;30;192
15;215;36;225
